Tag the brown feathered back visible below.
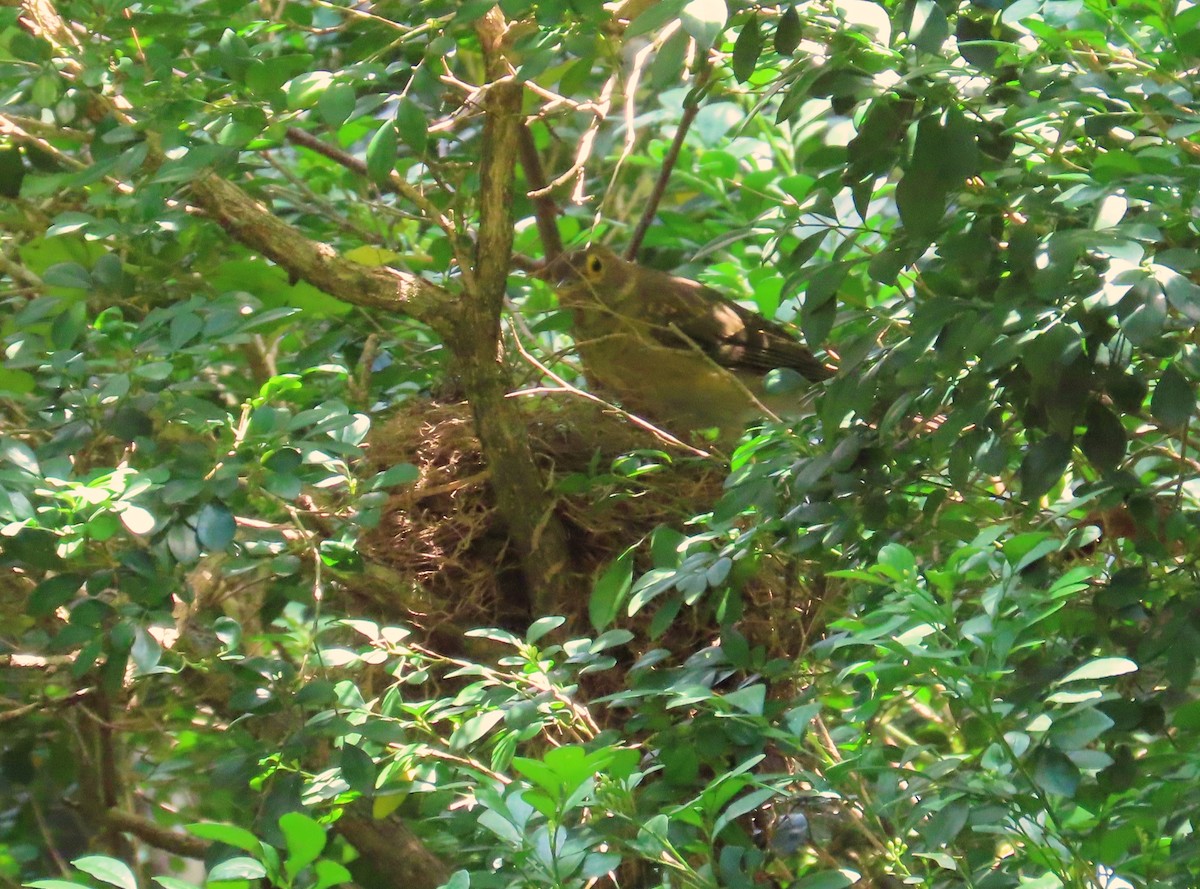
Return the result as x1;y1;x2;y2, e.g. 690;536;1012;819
548;246;834;434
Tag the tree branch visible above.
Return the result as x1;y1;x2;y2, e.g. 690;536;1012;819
625;66;711;261
187;174;459;339
517;120;564;260
104;809;210;859
450;74;570;614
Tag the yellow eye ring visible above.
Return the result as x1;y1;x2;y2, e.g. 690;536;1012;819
586;254;604;276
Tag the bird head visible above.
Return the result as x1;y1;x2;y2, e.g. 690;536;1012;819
544;245;631;305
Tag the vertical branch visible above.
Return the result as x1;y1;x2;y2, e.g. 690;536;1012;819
449;20;569;613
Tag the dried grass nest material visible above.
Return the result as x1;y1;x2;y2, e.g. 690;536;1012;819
356;397;816;650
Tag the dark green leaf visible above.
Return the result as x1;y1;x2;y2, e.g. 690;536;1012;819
106;407;154;441
43;262;92;289
318;82;357;129
395;98;428;156
1032;746;1080;797
895;167;947;239
1019;434;1072;499
29;573;85;617
1150;364;1194;428
591;553;633;631
339;744;376;796
775;5;802;54
732;15;762;83
909;0;949;52
365;120;397;184
0;146;26;198
1081;402;1125;471
195;502;236;550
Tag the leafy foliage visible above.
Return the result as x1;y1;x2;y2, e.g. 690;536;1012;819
2;0;1199;887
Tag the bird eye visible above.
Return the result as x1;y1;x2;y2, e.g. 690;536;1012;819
587;254;603;275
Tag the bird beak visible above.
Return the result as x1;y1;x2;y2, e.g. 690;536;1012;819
538;251;585;286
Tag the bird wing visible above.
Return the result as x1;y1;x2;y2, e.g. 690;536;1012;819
646;276;834;383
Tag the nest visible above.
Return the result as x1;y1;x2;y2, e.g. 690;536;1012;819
353;396;821;655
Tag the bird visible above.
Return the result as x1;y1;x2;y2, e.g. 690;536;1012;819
545;245;834;436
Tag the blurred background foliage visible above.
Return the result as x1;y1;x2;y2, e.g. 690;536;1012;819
2;0;1199;887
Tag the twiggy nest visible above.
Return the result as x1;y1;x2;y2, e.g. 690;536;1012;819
353;395;820;654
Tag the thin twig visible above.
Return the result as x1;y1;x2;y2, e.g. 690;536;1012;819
517;119;564;259
529;74;618;201
284;126;475;290
626;63;712;260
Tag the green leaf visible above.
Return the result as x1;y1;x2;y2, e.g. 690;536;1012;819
1121;281;1167;344
195;502;236;550
279;811;326;878
245;55;313;95
1163;269;1200;322
208;857;267;882
319;83;357;129
186;823;262;853
1032;746;1080;797
449;710;504;749
395;99;428;156
1056;657;1138;684
311;859;351;889
71;857;135;889
1017;875;1064;889
732;15;762;82
590;553;633;631
1081;401;1126;471
628;568;678;614
1;437;40;474
43;262;92;289
627;0;687;38
50;301;87;348
339;744;376;796
1151;363;1194;428
365;120;397;185
895;167;947;239
527;615;565;643
1019;434;1071;499
681;0;727;49
29;573;84;617
940;106;979;180
774;5;802;54
216;29;252;79
371;463;419;489
909;0;949;52
287;70;333;110
723;684;765;715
